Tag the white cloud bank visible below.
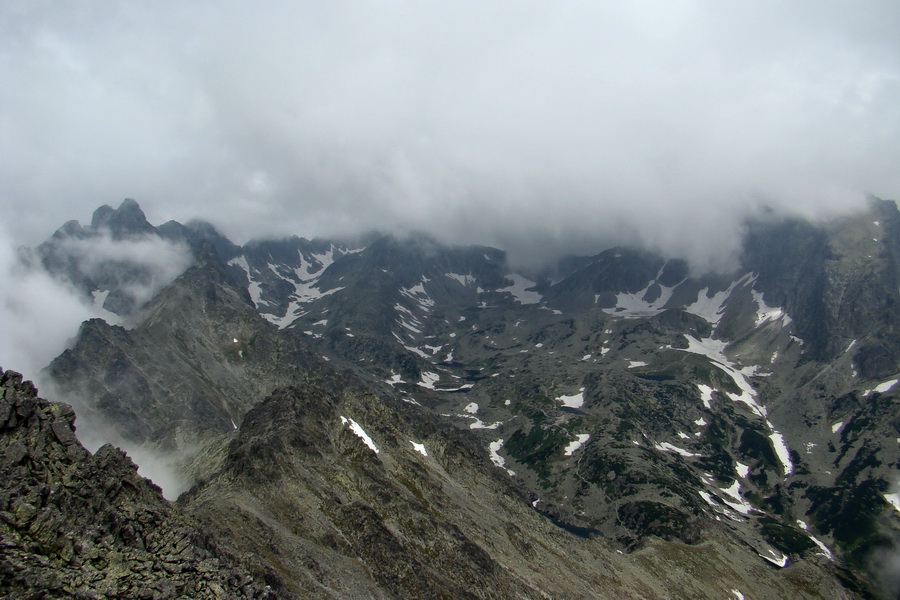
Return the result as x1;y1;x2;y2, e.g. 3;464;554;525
2;1;899;269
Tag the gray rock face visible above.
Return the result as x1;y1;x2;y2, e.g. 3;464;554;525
0;369;272;599
23;198;900;598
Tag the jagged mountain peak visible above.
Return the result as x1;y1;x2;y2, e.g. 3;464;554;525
89;197;156;238
19;198;900;598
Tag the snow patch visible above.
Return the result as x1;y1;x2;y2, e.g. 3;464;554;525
682;336;767;418
446;272;475;287
563;434;590;456
864;378;898;396
400;278;435;311
720;480;753;515
386;372;405;386
654;442;699;458
752;290;792;327
697;384;714;409
831;421;844;434
418;371;441;389
735;462;750;478
410;441;428;456
556;388;585;409
885;491;900;513
759;547;789;568
768;431;794;476
340;416;379;454
627;360;648;368
600;279;675;319
488;440;515;476
464;402;479;414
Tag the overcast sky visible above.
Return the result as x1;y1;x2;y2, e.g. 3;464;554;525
2;1;899;269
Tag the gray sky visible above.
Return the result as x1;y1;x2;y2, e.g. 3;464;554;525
2;1;899;269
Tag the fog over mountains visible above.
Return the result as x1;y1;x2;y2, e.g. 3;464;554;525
1;197;898;598
3;3;900;598
3;3;899;268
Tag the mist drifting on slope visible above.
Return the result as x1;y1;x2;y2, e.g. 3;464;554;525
2;1;899;270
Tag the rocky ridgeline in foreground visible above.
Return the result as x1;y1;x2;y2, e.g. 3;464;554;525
0;369;273;600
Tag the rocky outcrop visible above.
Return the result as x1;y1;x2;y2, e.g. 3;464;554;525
27;198;900;598
0;369;272;599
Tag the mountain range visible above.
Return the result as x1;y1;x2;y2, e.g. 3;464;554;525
3;197;899;598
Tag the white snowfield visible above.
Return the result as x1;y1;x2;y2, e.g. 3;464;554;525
409;441;428;456
563;434;590;456
229;246;354;329
863;378;899;396
400;278;435;310
339;416;379;454
555;388;585;409
679;335;794;477
445;272;475;287
488;439;515;476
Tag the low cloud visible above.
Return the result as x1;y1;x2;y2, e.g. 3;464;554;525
2;2;898;268
48;231;193;311
0;237;97;378
0;227;191;379
45;382;189;500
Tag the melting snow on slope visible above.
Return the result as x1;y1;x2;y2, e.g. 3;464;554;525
489;440;516;476
758;547;789;568
797;520;834;559
885;483;900;513
340;416;379;454
680;336;795;477
386;372;405;386
731;590;745;600
563;434;590;456
719;480;753;515
683;336;766;418
864;378;899;396
418;372;441;389
497;274;542;304
684;275;751;325
415;370;474;392
697;384;714;409
654;442;699;458
601;280;675;319
556;388;585;409
400;278;435;311
752;291;792;327
228;256;265;307
410;441;428;456
768;432;794;476
446;272;475;287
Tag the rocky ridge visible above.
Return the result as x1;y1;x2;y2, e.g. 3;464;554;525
0;369;272;599
24;197;900;598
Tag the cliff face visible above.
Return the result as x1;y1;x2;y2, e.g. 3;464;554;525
0;369;272;600
22;198;900;598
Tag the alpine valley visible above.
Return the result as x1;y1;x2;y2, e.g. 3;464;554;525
3;197;900;599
